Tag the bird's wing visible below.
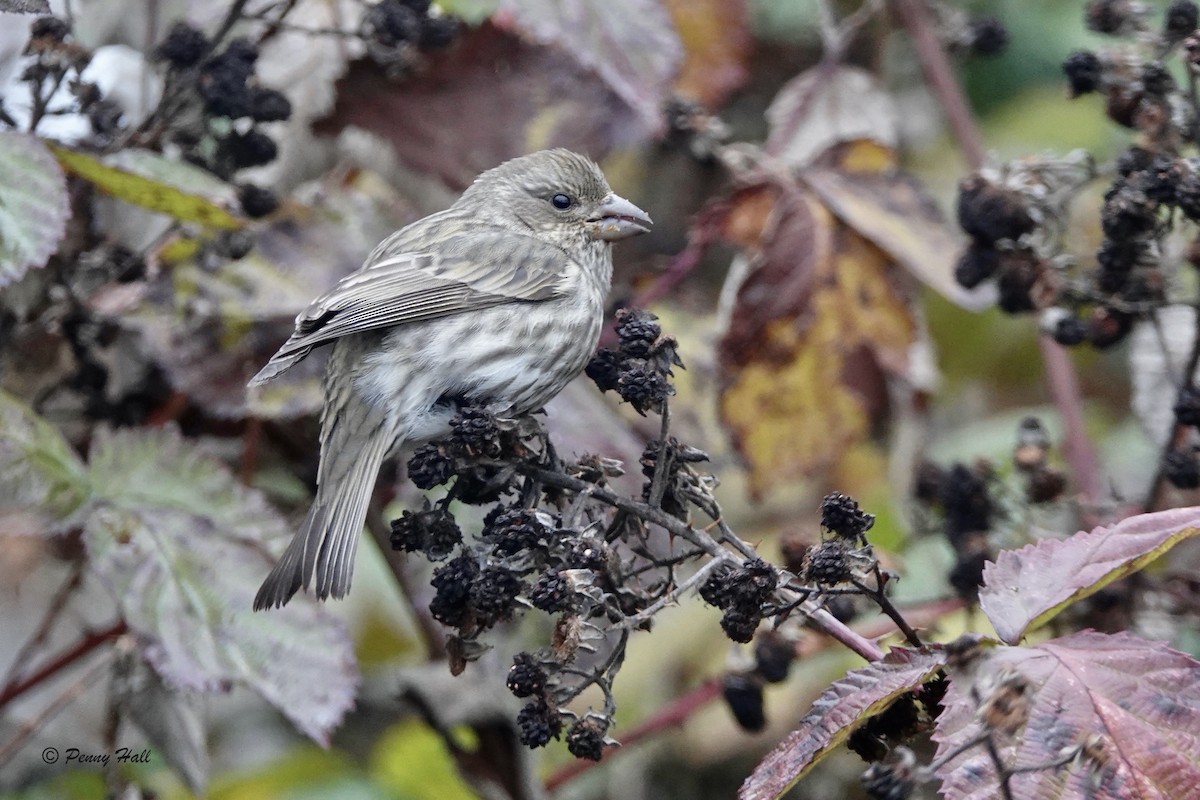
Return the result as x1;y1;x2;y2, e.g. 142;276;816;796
248;228;569;386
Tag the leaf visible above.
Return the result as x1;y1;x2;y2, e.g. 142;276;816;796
0;130;69;285
493;0;682;130
933;631;1200;800
49;145;243;229
118;658;209;793
764;65;898;170
0;0;50;13
319;25;644;190
662;0;750;109
979;507;1200;644
803;147;996;311
717;184;920;498
82;427;358;745
739;647;947;800
0;389;88;531
129;169;414;420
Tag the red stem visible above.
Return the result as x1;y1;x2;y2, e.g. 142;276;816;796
0;619;127;708
890;0;1103;511
545;677;723;791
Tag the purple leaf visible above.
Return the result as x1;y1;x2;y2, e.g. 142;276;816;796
979;507;1200;644
739;647;947;800
933;631;1200;800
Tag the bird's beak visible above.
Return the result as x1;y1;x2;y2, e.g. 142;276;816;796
590;193;652;241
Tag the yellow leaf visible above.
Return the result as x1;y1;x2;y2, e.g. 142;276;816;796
49;144;243;229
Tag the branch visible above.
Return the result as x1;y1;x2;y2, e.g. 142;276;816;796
0;619;127;709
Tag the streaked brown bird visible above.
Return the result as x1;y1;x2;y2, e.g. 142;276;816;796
252;150;651;609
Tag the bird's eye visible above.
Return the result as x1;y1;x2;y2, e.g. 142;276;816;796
550;193;573;210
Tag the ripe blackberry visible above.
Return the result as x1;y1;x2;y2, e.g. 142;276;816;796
506;652;547;698
720;605;762;643
221;129;278;169
803;540;852;585
753;633;794;684
616;361;672;414
1086;0;1134;35
940;463;992;544
566;718;607;761
407;443;453;489
722;673;767;732
1063;50;1103;97
516;701;562;748
956;174;1035;244
584;347;622;392
730;557;778;606
469;566;522;625
250;87;292;122
699;567;735;608
155;22;208;67
1052;314;1088;346
948;550;990;600
529;570;574;613
1164;447;1200;489
389;506;461;560
429;554;478;627
820;492;875;540
420;14;459;48
1174;386;1200;426
954;241;1001;289
483;507;545;556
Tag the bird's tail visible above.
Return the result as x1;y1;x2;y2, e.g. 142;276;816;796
253;426;393;610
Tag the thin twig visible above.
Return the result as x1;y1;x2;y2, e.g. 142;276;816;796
0;620;126;709
2;561;85;687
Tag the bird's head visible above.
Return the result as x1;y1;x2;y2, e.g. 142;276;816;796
461;149;652;248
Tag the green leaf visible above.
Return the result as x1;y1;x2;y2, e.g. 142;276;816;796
0;131;69;286
979;506;1200;644
49;144;243;229
82;427;358;745
0;389;88;530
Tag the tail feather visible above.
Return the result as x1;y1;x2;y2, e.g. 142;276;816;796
247;344;314;387
254;418;393;610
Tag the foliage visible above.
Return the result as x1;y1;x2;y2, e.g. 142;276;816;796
1;0;1199;799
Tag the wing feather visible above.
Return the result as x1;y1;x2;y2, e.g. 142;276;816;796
249;228;568;386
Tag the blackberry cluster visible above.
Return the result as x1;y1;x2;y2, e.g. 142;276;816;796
389;504;461;560
698;557;778;643
360;0;461;74
953;173;1046;312
404;407;525;501
586;309;683;415
914;460;998;601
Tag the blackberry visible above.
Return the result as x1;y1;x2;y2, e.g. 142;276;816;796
996;252;1040;314
200;51;255;119
616;361;672;414
420;14;459;48
1115;146;1154;177
1166;0;1200;38
1175;167;1200;220
155;22;208;67
699;567;735;608
429;554;478;627
968;16;1009;56
389;506;461;560
914;461;946;503
720;605;762;643
956;174;1035;244
237;183;279;218
483;507;545;556
615;308;661;357
506;652;547;698
948;550;990;600
753;633;794;684
364;0;422;47
584;348;622;392
1101;185;1157;240
565;718;607;761
722;673;767;732
217;129;278;171
1174;386;1200;426
564;538;608;572
1052;314;1088;347
940;463;992;544
469;566;522;625
954;241;1001;289
803;540;852;585
529;570;575;613
407;443;453;489
516;701;562;748
450;407;501;455
1063;50;1103;97
730;557;777;606
820;492;875;541
250;87;292;122
1164;447;1200;489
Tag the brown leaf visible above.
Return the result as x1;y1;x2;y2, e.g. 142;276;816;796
316;25;644;191
663;0;751;109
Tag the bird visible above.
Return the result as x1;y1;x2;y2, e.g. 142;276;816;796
251;149;651;610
